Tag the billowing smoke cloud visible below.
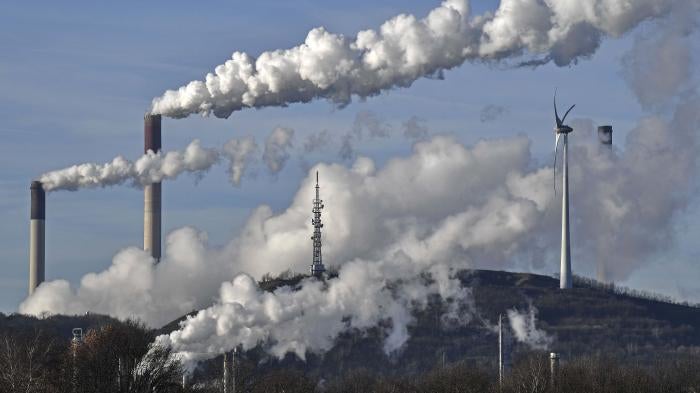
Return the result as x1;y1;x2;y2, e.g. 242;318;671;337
157;259;471;366
21;0;700;365
21;90;700;362
621;0;698;110
480;104;509;123
39;140;220;192
263;127;295;175
571;99;699;281
222;136;258;186
507;306;553;350
578;0;699;281
150;0;676;119
402;116;429;141
21;135;549;363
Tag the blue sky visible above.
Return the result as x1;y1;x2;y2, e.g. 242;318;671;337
1;0;699;312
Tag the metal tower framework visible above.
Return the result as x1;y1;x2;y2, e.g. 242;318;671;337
310;171;326;277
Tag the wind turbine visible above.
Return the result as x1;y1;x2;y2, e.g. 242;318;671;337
553;92;575;289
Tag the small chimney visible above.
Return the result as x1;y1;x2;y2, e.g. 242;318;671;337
29;181;46;295
550;352;560;387
144;114;162;262
597;125;613;146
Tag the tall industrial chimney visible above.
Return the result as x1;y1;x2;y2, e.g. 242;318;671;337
144;114;162;262
29;180;45;295
596;125;613;283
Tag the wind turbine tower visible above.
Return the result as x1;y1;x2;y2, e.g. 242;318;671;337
553;93;576;289
310;171;326;278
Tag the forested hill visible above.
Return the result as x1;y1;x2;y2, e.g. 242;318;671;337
157;269;700;379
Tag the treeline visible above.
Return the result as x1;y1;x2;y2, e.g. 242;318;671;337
2;320;700;393
0;320;182;393
573;275;700;307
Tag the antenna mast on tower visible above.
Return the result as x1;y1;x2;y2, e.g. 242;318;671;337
310;171;326;278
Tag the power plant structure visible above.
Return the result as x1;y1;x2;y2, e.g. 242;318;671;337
597;125;613;283
553;94;576;289
29;181;46;295
310;171;326;278
143;114;162;262
27;114;164;294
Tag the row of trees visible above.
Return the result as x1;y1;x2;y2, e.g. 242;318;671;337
0;320;183;393
2;320;700;393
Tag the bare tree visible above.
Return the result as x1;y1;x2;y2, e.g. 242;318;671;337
0;330;58;393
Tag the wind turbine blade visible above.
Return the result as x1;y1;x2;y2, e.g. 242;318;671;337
553;133;561;194
561;104;576;124
554;92;561;127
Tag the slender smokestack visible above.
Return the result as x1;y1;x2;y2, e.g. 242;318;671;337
596;126;613;283
144;114;162;262
29;181;45;295
498;314;511;387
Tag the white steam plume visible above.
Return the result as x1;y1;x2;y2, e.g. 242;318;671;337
263;127;294;175
21;93;700;362
507;306;553;351
39;140;220;192
150;0;676;119
21;135;547;362
22;18;700;362
222;136;258;186
621;0;698;111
